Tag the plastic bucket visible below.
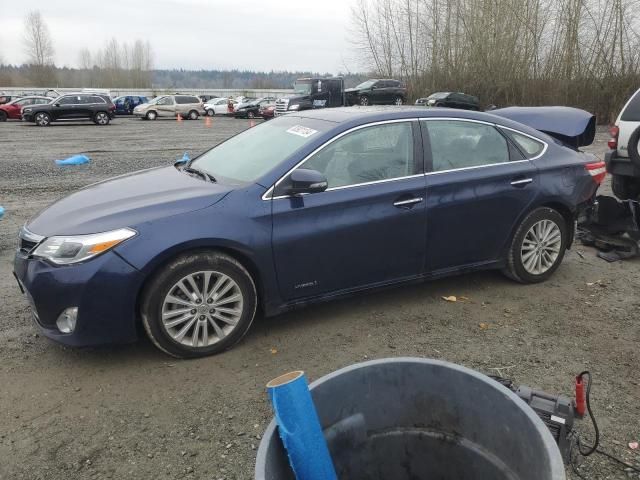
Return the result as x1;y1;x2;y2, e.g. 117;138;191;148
255;357;565;480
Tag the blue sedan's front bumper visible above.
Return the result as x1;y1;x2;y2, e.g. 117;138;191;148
13;250;143;346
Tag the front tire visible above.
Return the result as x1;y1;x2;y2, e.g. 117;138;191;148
93;111;110;125
0;111;7;122
359;95;369;106
206;109;215;117
188;110;199;120
141;251;258;358
247;111;255;119
35;112;51;126
394;96;403;106
146;111;157;120
503;207;567;283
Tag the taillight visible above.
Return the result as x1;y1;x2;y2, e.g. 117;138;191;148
585;161;606;185
608;125;619;150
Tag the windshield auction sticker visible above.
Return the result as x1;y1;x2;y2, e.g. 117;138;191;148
286;125;318;138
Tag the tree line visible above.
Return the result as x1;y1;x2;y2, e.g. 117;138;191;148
351;0;640;121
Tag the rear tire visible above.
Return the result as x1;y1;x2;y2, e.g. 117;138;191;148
140;251;258;358
628;126;640;169
611;174;640;201
247;111;255;119
394;96;403;106
35;112;51;126
146;111;157;120
93;111;110;125
503;207;567;284
0;111;7;122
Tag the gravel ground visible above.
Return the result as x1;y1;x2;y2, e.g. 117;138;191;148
0;116;638;480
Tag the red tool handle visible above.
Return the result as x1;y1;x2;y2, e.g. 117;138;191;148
575;374;586;417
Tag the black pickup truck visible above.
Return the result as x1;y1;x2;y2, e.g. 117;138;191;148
274;77;345;116
344;79;407;106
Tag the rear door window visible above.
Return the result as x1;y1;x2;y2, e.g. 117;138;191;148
425;120;510;172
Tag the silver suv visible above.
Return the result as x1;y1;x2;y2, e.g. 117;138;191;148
606;87;640;200
133;94;205;120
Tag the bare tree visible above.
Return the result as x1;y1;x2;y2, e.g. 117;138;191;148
23;10;54;66
351;0;640;121
23;10;55;85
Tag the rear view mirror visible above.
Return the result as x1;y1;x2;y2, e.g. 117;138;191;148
286;169;328;195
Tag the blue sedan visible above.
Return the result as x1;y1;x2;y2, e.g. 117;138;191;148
13;107;605;357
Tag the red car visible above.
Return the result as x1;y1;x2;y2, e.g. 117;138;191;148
0;96;51;121
260;104;276;120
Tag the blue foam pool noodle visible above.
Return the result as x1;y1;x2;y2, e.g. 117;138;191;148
0;206;4;219
267;371;337;480
55;154;90;166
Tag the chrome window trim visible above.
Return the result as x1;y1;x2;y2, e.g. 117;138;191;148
262;118;420;201
419;117;548;174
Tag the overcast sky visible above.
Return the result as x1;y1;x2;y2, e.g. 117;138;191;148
0;0;356;73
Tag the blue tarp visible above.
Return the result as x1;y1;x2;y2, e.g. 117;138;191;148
491;106;596;148
55;154;90;166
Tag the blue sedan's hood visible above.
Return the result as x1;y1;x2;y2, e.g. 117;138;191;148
27;166;233;236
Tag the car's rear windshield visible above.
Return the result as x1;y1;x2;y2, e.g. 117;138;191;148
192;116;331;184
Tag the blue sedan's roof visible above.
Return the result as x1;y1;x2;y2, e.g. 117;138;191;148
287;106;593;147
287;106;513;126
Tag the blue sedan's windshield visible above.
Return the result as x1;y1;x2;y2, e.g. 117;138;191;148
192;117;330;183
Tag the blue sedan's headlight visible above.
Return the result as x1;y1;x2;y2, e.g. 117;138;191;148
32;228;136;265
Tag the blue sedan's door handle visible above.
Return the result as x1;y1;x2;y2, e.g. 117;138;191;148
393;197;424;208
510;177;533;187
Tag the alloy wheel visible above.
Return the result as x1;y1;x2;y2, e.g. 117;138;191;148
161;271;244;348
395;97;403;105
96;112;108;125
360;96;369;106
520;219;561;275
189;111;198;120
35;112;50;126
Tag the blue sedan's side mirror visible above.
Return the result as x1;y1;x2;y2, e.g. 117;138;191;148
287;169;328;195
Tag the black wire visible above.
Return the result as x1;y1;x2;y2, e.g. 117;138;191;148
572;371;640;475
576;371;599;457
595;448;640;473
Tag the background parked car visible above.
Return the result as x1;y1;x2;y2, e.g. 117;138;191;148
0;96;51;121
234;97;275;118
113;95;148;115
22;93;116;126
415;92;480;110
344;79;407;106
199;94;218;103
204;98;236;116
133;94;205;120
606;87;640;200
260;104;276;120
